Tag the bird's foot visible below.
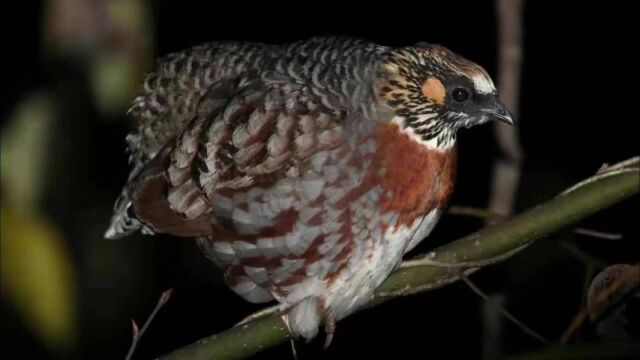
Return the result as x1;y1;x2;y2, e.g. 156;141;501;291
281;314;298;360
323;312;336;350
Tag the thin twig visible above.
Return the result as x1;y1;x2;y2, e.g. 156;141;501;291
596;156;640;174
125;288;173;360
375;268;480;299
573;228;623;240
559;242;605;269
560;265;640;343
448;206;508;222
234;304;283;327
560;168;638;197
400;243;529;270
458;271;550;345
450;206;624;241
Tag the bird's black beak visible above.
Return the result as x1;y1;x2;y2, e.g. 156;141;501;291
481;99;514;125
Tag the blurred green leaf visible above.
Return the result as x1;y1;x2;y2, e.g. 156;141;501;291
1;93;55;212
90;51;141;116
1;205;77;353
1;91;76;353
89;0;154;116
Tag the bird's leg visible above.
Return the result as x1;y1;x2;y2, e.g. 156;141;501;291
323;312;336;350
234;304;284;327
289;336;298;360
280;314;298;360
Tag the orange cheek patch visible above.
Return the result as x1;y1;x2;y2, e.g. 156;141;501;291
421;77;446;105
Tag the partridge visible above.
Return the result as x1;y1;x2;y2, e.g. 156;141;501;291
106;36;513;342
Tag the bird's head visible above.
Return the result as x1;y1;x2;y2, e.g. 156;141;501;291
377;42;513;149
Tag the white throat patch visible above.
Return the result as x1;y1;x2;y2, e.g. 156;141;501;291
391;116;456;151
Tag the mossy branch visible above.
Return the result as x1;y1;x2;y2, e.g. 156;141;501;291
159;159;639;360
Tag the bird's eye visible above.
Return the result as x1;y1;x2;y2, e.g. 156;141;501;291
452;87;470;102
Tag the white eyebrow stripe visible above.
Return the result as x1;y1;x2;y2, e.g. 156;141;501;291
472;74;496;94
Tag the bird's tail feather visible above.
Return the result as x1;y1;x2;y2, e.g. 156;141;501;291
104;189;153;239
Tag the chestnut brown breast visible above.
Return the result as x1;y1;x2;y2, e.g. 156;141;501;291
374;123;457;228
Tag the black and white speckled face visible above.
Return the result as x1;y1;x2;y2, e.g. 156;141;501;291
439;73;512;131
378;43;512;149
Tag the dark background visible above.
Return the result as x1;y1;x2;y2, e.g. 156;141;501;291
2;1;638;359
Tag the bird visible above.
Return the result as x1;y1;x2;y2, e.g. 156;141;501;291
105;36;513;345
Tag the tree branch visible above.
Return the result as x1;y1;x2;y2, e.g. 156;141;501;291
159;161;639;360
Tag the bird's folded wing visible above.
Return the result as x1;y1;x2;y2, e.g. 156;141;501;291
128;76;373;238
